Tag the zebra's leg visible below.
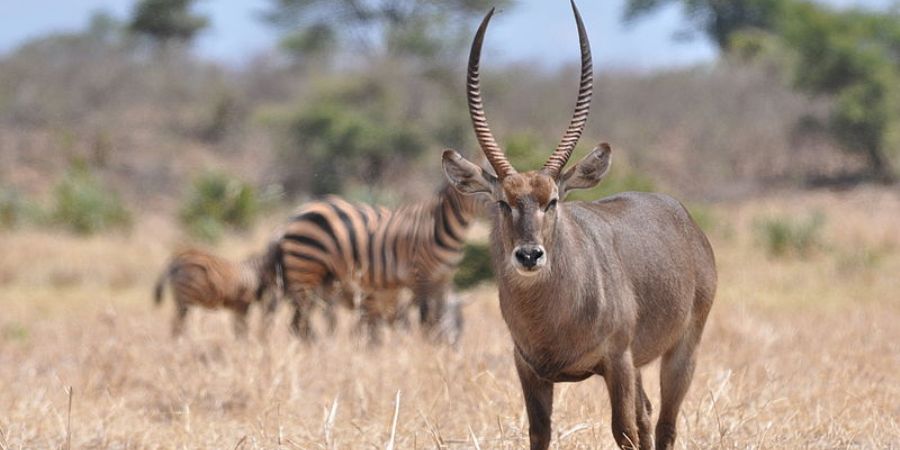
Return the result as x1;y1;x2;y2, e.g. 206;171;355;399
257;291;278;342
322;300;338;335
363;298;383;347
393;304;412;330
232;302;250;339
415;282;462;344
390;289;413;331
172;300;189;338
440;290;465;346
414;285;439;332
289;289;316;342
317;282;342;336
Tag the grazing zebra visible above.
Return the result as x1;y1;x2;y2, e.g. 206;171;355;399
154;247;279;338
327;282;415;345
276;183;482;343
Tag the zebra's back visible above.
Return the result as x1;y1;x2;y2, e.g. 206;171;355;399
280;196;401;293
164;249;248;309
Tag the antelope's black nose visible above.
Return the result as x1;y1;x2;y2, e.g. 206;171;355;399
514;246;545;269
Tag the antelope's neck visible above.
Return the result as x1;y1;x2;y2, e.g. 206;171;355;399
495;208;606;376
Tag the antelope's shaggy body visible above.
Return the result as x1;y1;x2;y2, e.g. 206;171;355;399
154;248;277;338
440;2;717;449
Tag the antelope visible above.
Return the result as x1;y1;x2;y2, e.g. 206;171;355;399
440;2;717;449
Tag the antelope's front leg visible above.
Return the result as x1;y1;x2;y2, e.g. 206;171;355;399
603;350;641;449
514;350;554;450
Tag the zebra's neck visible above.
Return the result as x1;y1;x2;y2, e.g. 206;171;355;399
430;183;482;251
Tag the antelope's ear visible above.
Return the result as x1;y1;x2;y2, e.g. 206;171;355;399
442;149;498;196
559;143;612;197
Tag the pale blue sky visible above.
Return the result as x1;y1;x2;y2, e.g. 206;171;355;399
0;0;893;70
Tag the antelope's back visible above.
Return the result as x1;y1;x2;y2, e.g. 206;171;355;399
575;191;716;359
581;191;715;277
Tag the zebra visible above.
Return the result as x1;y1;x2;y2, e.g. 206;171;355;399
154;246;279;339
275;183;483;344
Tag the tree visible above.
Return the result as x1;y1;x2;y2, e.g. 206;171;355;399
625;0;900;181
260;0;511;64
777;2;900;181
271;76;428;195
624;0;784;49
129;0;209;47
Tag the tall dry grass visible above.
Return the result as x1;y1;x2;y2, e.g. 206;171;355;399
1;188;898;448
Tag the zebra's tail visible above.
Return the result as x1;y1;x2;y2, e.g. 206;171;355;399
256;239;284;302
153;262;173;306
275;244;286;299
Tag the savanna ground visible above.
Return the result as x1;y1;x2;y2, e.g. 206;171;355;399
1;187;898;449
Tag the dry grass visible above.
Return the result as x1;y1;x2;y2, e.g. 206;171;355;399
1;188;899;449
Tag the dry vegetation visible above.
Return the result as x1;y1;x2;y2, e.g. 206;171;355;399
1;187;898;449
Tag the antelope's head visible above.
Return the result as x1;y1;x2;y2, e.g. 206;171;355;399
442;0;612;277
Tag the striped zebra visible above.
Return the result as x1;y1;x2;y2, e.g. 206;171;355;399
154;246;279;339
275;183;483;343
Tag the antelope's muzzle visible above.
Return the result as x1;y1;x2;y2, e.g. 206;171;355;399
513;245;546;272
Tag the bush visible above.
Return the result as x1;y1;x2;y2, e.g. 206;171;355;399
50;165;131;234
755;212;825;258
834;244;888;275
1;322;28;342
0;187;47;229
269;75;428;196
179;171;264;242
453;242;494;290
685;203;722;236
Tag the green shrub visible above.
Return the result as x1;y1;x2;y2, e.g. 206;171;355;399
271;82;427;195
755;212;825;258
453;242;494;290
505;131;548;170
179;171;263;242
685;203;718;235
50;166;131;234
0;187;47;229
834;243;889;274
1;322;29;342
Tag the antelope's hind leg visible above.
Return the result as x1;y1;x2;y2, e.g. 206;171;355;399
635;371;653;450
603;350;641;449
655;326;705;450
655;287;712;450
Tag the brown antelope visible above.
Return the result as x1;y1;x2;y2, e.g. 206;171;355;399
440;2;717;449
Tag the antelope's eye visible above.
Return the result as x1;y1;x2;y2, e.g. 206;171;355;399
544;199;558;212
497;200;512;213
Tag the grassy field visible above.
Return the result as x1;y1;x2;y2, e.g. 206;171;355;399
1;188;898;449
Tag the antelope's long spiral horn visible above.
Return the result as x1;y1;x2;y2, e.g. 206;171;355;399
543;0;593;179
467;7;516;179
